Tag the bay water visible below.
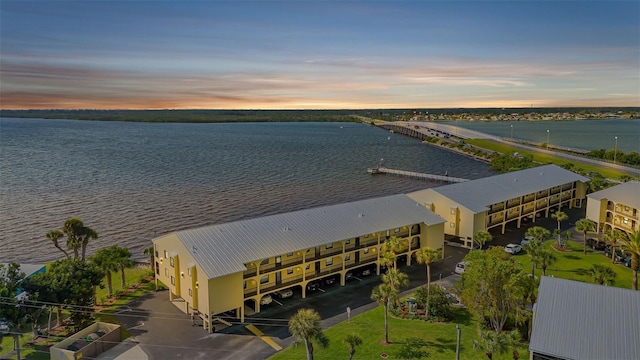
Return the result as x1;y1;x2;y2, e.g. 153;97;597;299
0;118;495;263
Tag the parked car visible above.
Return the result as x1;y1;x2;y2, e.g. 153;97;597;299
520;236;534;247
622;256;639;270
306;282;320;292
0;320;9;334
504;243;522;255
455;261;468;274
587;238;606;250
260;294;273;306
604;246;626;263
275;288;293;299
324;275;338;286
360;267;373;276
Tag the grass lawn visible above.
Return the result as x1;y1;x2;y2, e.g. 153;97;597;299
95;267;154;305
512;240;633;289
465;139;628;180
270;306;527;360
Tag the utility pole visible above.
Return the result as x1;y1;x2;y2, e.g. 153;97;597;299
456;324;461;360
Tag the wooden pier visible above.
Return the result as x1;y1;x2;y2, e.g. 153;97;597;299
367;167;469;183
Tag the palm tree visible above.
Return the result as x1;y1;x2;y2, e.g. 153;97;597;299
143;246;155;269
524;226;550;276
288;308;329;360
618;230;640;290
563;230;573;249
551;210;568;247
61;218;98;261
525;226;550;243
371;283;397;344
603;229;625;264
382;236;403;269
90;247;118;297
46;230;69;259
538;249;557;276
575;218;596;254
381;267;408;308
114;246;136;289
473;329;516;360
379;251;396;271
415;247;440;319
589;264;616;286
473;230;493;250
344;333;362;360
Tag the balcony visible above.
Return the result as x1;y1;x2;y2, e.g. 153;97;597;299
243;268;257;279
345;257;376;269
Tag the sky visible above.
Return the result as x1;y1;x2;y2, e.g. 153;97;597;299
1;1;639;110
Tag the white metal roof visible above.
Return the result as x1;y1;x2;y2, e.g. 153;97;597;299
587;181;640;211
168;194;444;279
426;164;589;213
530;277;640;360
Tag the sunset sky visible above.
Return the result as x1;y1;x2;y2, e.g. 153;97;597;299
1;1;638;110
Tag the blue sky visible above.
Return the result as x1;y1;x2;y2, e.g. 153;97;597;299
1;1;638;109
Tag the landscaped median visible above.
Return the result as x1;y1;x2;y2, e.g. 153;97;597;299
511;239;633;289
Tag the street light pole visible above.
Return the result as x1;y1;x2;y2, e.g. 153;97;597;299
546;129;550;149
614;136;618;163
510;124;513;140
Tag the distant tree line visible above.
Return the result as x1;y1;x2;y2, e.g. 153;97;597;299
585;148;640;166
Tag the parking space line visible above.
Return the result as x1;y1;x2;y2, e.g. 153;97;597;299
273;299;283;306
246;324;283;351
317;288;325;293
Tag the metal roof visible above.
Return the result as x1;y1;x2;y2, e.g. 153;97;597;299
587;181;640;211
170;194;444;279
424;164;589;213
530;277;640;360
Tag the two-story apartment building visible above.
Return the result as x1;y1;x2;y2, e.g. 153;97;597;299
586;181;640;235
407;164;589;248
153;194;445;332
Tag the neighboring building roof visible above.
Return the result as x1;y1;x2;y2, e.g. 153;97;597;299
423;164;589;213
164;194;445;280
0;263;45;279
530;277;640;360
587;181;640;210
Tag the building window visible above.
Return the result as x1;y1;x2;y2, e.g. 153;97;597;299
364;248;370;254
345;254;350;261
243;281;247;289
187;268;191;277
164;250;168;259
287;252;293;257
326;259;333;266
326;243;333;249
170;276;175;285
260;258;269;265
260;275;269;284
364;234;368;238
450;223;456;228
346;239;351;245
394;228;400;233
165;268;169;277
450;208;456;215
287;268;293;274
306;264;311;270
189;288;192;297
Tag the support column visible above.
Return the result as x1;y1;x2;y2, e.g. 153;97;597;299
240;306;244;323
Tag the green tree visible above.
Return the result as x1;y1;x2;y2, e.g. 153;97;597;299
473;329;518;360
538;249;557;276
551;211;568;247
575;218;596;254
371;282;397;344
414;247;440;319
91;247;119;297
414;284;453;321
618;230;640;290
473;230;493;250
0;263;27;360
603;229;626;264
589;264;616;286
22;259;104;331
398;337;430;359
46;230;69;259
344;333;362;360
113;246;136;289
288;308;329;360
144;246;155;269
525;226;551;243
458;247;529;332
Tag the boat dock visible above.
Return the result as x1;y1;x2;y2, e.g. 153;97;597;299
367;167;469;183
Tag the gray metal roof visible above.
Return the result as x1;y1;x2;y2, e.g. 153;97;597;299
427;164;589;213
171;194;444;279
587;181;640;211
530;277;640;360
